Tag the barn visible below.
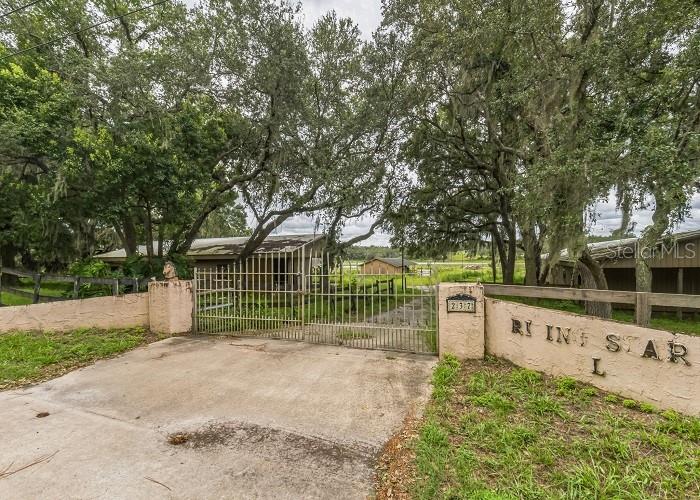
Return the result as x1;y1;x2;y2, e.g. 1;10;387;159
359;257;416;275
96;234;325;291
548;229;700;295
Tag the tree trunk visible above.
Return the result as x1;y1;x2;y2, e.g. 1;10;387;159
521;226;542;286
492;224;516;285
143;207;155;262
157;223;164;259
634;198;671;325
120;217;138;257
578;250;611;318
490;238;497;283
503;235;516;285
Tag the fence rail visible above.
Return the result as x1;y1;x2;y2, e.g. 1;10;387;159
483;284;700;326
0;267;149;306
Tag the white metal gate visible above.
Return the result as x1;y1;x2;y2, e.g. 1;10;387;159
193;248;437;354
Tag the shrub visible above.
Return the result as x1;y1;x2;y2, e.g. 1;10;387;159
122;253;193;280
68;259;116;278
66;259;120;298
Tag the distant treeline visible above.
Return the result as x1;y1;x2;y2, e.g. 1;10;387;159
344;246;493;262
344;246;403;261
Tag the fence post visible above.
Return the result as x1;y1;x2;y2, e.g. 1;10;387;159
133;277;139;292
112;279;120;296
0;267;3;306
32;273;42;304
677;267;684;320
192;268;198;334
635;292;651;327
300;245;305;328
73;277;81;299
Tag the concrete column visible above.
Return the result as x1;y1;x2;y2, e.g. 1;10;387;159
438;283;485;360
148;280;193;336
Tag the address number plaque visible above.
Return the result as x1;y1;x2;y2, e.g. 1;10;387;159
446;293;477;313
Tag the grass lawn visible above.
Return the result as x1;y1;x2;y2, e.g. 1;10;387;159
0;291;30;306
495;295;700;336
0;280;73;306
376;356;700;499
0;327;156;390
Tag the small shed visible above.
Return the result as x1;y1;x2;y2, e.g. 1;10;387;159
359;257;416;275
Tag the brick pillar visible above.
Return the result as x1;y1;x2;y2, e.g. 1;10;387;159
438;283;485;359
148;280;193;336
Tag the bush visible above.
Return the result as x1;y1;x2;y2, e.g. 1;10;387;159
68;259;117;278
66;259;120;298
122;254;193;280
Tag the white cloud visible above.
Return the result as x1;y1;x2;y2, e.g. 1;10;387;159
591;191;700;236
265;214;391;246
300;0;382;39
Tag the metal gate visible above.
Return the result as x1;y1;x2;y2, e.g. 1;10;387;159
193;248;437;354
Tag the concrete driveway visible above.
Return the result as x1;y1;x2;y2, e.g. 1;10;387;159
0;336;435;499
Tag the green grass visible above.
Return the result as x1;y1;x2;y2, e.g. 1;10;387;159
196;286;432;326
0;279;74;306
402;356;700;499
0;327;150;389
336;330;374;340
494;295;700;336
0;291;30;306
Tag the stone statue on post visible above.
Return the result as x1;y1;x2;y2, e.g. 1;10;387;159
163;261;179;282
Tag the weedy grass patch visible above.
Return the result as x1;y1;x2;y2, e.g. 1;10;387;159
0;327;152;389
377;355;700;499
336;330;374;340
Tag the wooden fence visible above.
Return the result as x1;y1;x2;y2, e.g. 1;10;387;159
0;267;150;306
483;284;700;326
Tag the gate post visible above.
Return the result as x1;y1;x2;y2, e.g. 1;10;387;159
148;280;193;336
438;283;485;360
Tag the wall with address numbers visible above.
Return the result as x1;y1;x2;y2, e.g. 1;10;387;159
484;297;700;415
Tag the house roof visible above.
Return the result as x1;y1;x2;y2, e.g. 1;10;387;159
95;234;324;262
363;257;416;268
553;229;700;263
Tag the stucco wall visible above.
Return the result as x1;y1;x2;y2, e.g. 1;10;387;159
438;284;485;359
485;298;700;415
0;293;149;334
148;281;193;335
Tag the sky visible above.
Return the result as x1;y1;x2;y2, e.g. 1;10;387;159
300;0;383;38
189;0;700;246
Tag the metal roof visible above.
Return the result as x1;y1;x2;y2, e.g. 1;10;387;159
95;234;324;262
553;229;700;262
